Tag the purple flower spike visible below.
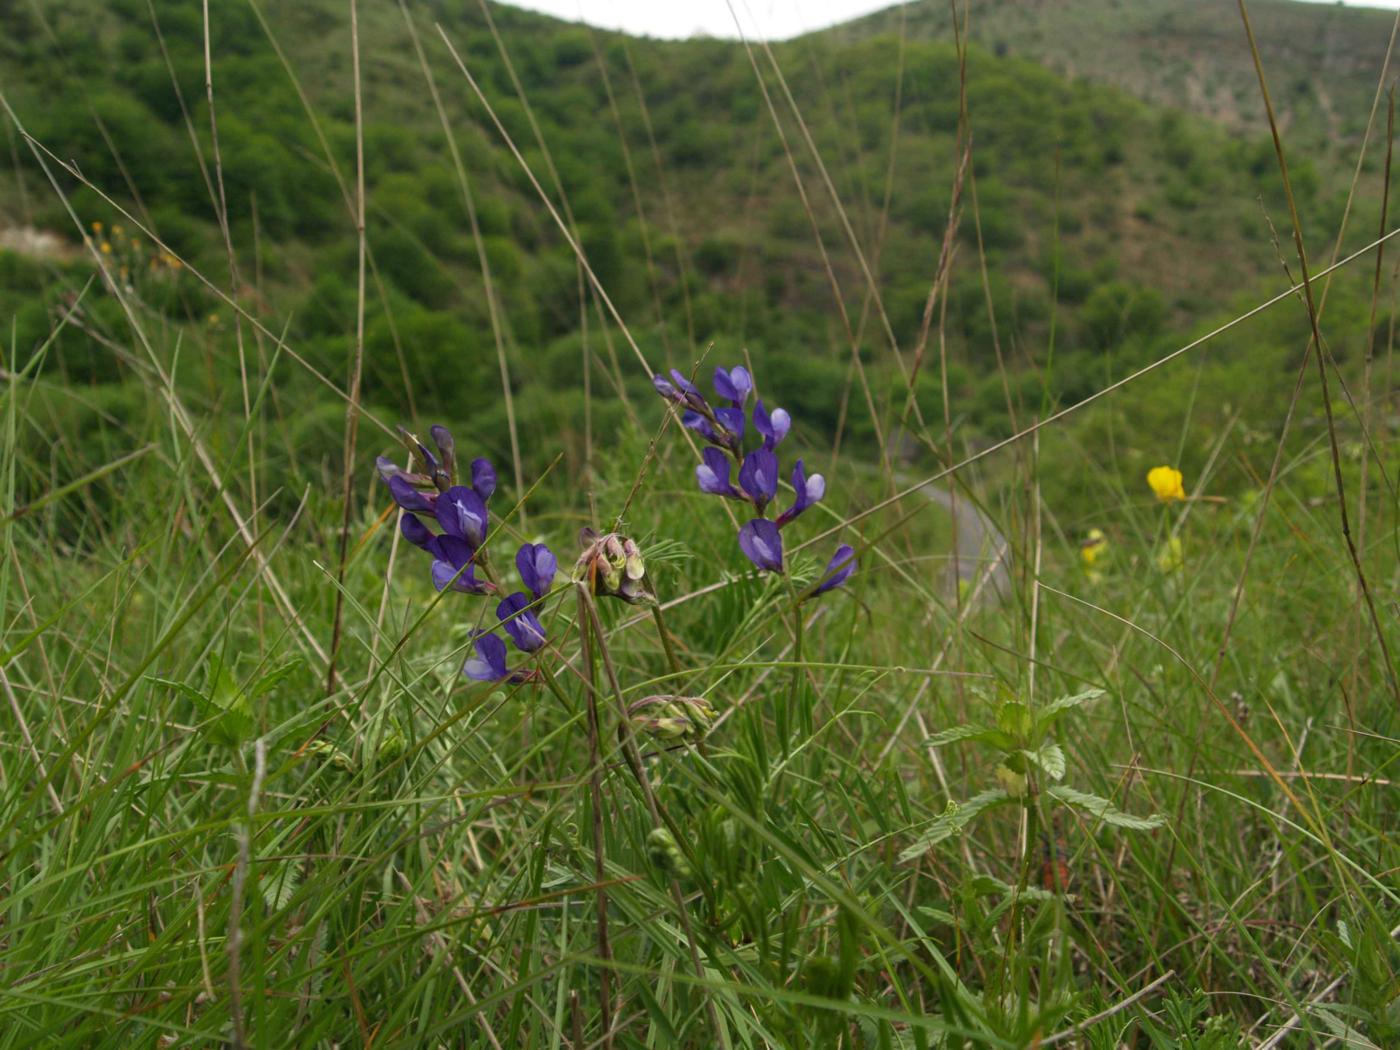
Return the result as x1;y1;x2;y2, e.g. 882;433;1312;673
436;486;488;547
696;447;740;497
516;542;557;598
400;513;435;551
753;400;791;450
813;544;856;596
497;592;548;653
714;365;753;405
738;448;779;510
738;519;784;573
776;459;826;527
470;458;497;501
388;475;437;514
430;535;492;594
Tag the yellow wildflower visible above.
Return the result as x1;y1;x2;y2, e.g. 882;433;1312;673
91;220;103;233
1080;528;1108;567
100;241;112;254
1155;536;1184;574
1147;465;1185;502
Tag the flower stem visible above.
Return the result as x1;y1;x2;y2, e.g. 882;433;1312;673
571;592;613;1048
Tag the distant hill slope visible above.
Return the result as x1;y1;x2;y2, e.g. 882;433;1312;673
0;0;1388;459
830;0;1397;148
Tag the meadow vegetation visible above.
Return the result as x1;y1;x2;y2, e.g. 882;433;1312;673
0;0;1397;1045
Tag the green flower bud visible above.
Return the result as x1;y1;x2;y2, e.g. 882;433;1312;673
645;827;692;878
574;530;657;605
626;695;717;743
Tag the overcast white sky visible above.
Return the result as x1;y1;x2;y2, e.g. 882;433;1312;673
505;0;1400;40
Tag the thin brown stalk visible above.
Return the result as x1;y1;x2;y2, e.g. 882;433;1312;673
1237;0;1400;708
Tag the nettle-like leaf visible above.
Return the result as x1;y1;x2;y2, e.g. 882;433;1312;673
1020;742;1067;780
924;723;1016;751
1047;784;1164;831
1035;687;1104;732
995;701;1034;742
899;789;1014;860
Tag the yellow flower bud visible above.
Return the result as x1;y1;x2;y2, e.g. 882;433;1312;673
1146;465;1185;502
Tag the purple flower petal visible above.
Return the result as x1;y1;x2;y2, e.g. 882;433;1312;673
430;535;492;594
714;406;746;444
463;632;509;682
388;475;437;514
471;458;497;502
430;425;456;478
696;447;738;497
497;592;548;653
738;519;784;573
776;459;825;527
738;448;779;510
516;542;557;598
653;374;680;401
436;486;488;546
714;365;753;405
753;400;791;450
399;513;435;550
813;544;856;595
683;410;719;444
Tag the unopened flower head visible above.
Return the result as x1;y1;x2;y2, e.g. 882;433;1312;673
626;695;717;743
574;529;655;605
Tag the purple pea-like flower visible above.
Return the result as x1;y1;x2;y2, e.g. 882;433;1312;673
516;542;557;598
738;519;784;573
388;475;437;514
813;544;856;596
714;406;746;443
776;459;825;527
753;400;791;450
430;535;492;594
696;447;740;498
470;458;497;501
400;513;435;551
436;486;488;547
683;410;720;445
462;631;535;684
654;368;709;411
714;365;752;405
738;448;779;511
497;592;548;653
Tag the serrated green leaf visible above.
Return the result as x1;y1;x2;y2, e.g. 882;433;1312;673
1047;784;1164;831
924;723;993;748
995;702;1034;741
1035;688;1105;730
1021;742;1066;780
899;789;1013;860
248;659;301;700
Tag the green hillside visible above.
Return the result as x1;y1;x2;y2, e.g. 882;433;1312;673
833;0;1397;150
0;0;1388;477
